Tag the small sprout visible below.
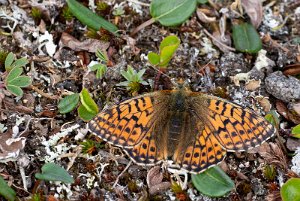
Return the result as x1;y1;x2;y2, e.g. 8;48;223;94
86;28;100;39
148;35;180;68
31;193;43;201
81;139;103;155
31;7;42;23
0;50;8;69
127;180;139;193
265;110;280;129
171;181;188;200
4;52;31;97
89;49;108;79
263;165;276;181
96;1;110;12
117;65;148;93
112;6;125;16
62;6;73;21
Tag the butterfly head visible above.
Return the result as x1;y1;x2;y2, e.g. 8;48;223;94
171;78;190;91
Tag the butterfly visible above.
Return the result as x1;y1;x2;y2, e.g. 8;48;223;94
88;82;275;174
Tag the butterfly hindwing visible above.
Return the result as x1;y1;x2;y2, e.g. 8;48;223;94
173;114;226;173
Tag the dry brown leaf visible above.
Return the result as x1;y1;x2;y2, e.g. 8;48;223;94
146;166;171;195
0;131;26;162
258;142;288;171
256;96;271;113
196;8;216;23
283;63;300;76
59;32;110;53
245;79;261;91
241;0;263;28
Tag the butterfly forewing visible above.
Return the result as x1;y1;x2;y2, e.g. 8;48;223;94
89;92;171;148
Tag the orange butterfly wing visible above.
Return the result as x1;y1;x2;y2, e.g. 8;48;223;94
193;95;275;152
89;92;170;148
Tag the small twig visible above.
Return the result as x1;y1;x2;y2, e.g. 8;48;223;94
19;117;52;137
30;85;59;100
203;28;236;52
130;18;155;36
19;166;27;191
112;161;132;188
96;163;109;183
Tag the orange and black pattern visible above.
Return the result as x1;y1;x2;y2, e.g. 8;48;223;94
89;86;275;174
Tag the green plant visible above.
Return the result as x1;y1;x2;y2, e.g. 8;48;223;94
112;6;125;16
67;0;118;35
291;124;300;138
89;50;108;79
31;193;43;201
0;175;16;201
265;110;280;129
280;178;300;201
4;52;31;97
148;35;180;68
263;165;276;181
117;65;148;93
132;0;205;35
232;22;262;53
58;93;80;114
191;166;235;197
57;88;99;121
35;163;74;183
62;6;73;21
81;139;102;154
0;50;8;69
31;7;42;23
96;2;109;12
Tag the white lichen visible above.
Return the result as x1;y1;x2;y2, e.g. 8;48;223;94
291;147;300;176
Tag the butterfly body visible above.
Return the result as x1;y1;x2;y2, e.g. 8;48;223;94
89;86;275;173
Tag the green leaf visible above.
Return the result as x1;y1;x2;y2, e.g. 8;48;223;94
148;52;160;65
58;93;80;114
0;175;16;201
78;104;97;121
292;124;300;138
35;163;74;184
96;50;108;62
5;52;14;71
90;64;102;71
6;67;23;82
197;0;208;4
281;178;300;201
96;65;107;79
232;23;262;53
8;76;31;87
6;85;23;97
12;57;28;68
192;166;235;197
265;110;279;128
67;0;118;35
159;35;180;67
79;88;99;114
150;0;197;26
